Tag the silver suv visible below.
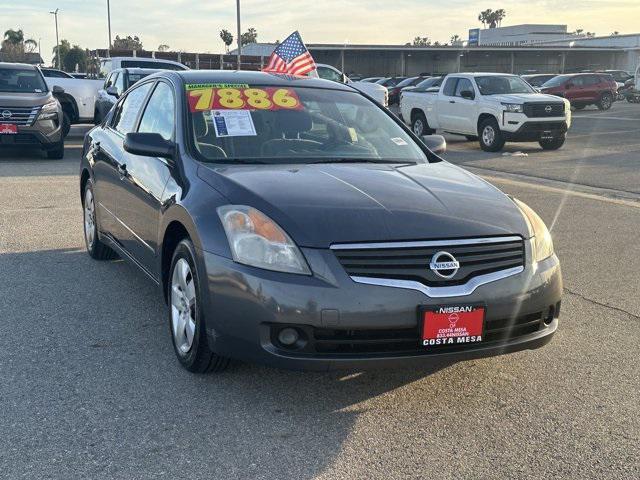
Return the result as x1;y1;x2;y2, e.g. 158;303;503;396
0;63;64;159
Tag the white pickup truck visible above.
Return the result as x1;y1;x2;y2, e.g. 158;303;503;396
400;72;572;151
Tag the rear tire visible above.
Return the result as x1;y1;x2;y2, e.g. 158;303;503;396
168;239;230;374
478;118;505;152
411;112;434;136
83;180;117;260
539;133;566;150
597;92;613;110
46;142;65;160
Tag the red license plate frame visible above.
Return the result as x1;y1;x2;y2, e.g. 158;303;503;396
0;124;18;134
420;305;486;348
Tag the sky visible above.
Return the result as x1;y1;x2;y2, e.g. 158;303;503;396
3;0;640;64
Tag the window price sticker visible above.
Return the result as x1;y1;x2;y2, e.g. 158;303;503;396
211;110;257;137
186;84;303;112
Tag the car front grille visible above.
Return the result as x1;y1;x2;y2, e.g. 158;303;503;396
0;106;41;126
523;102;565;118
332;236;525;288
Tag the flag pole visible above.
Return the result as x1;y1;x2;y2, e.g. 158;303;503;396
236;0;241;70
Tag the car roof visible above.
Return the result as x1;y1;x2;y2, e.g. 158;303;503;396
0;62;37;70
165;70;354;91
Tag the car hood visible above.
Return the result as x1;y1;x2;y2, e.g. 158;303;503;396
488;93;564;103
197;161;529;248
0;91;53;107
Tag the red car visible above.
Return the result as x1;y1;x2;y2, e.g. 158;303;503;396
539;73;617;110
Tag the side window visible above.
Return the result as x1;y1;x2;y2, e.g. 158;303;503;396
442;78;458;96
138;82;175;141
104;72;114;88
317;66;343;83
454;78;474;99
115;73;126;96
571;76;584;87
112;82;153;135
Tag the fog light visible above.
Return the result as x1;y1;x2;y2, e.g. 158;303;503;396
278;328;299;346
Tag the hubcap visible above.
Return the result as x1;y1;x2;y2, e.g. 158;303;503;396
84;189;96;248
413;119;423;135
171;258;197;355
482;126;495;145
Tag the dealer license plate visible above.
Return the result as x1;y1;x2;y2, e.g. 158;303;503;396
421;305;485;347
540;130;554;140
0;124;17;134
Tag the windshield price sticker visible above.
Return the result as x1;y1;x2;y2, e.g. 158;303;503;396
187;86;302;112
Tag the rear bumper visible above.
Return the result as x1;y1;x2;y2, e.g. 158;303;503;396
198;241;562;371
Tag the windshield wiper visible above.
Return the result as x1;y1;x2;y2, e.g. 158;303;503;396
308;158;416;165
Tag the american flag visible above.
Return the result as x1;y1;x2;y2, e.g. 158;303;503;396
263;31;316;76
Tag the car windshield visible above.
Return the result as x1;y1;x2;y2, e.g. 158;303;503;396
395;77;419;88
0;68;47;93
475;75;535;95
128;73;152;85
541;75;569;87
187;85;428;164
416;77;442;89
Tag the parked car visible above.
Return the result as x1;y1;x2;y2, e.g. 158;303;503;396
80;70;561;372
94;68;163;124
98;56;188;77
361;77;384;83
599;70;633;84
40;67;103;134
312;64;388;106
400;73;571;151
376;76;407;88
539;73;617;110
388;76;428;105
0;63;64;159
521;74;557;88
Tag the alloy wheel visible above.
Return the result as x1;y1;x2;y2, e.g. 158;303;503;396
482;126;495;146
413;119;424;136
84;188;96;248
171;258;197;355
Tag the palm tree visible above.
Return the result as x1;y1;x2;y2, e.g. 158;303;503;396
24;38;37;53
219;29;233;53
157;44;170;52
3;29;24;45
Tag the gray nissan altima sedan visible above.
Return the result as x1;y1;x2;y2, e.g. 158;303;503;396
80;70;561;372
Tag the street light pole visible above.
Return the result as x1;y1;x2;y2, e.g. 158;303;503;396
107;0;112;55
236;0;241;70
50;8;60;69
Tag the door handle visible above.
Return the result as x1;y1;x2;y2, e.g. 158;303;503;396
118;164;127;178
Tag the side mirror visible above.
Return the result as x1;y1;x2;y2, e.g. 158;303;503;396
106;86;119;97
52;85;65;94
421;134;446;155
124;132;175;161
460;90;475;100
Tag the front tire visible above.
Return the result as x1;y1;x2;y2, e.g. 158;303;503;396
46;141;65;160
597;93;613;110
539;133;566;150
168;239;229;373
83;181;117;260
478;118;505;152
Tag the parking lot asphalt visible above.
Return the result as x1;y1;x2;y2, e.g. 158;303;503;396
1;104;639;479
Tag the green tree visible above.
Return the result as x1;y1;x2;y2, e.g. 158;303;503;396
113;35;143;50
52;39;71;70
3;29;24;45
157;44;170;52
478;9;506;28
240;27;257;46
24;38;37;53
219;29;233;52
411;36;431;46
63;45;87;72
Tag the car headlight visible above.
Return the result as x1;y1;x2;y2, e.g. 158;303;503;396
38;99;60;120
218;205;311;275
501;103;524;113
512;198;554;262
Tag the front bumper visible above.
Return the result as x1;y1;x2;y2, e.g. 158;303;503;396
0;117;63;149
198;239;562;371
503;121;568;142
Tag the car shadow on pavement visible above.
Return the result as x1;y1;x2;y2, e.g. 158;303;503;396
0;247;452;479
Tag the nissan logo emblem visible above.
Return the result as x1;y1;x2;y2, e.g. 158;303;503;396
545;105;553;113
429;251;460;279
1;110;11;119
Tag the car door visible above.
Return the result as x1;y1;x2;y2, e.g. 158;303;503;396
566;76;585;102
447;78;478;134
115;81;175;277
100;82;155;250
436;77;459;130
